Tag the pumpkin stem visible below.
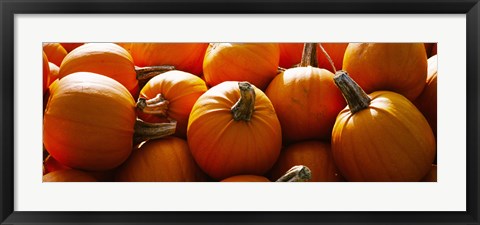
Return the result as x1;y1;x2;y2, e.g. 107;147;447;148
333;71;371;114
136;94;169;117
299;43;318;67
133;117;176;144
135;65;175;81
276;165;312;182
231;82;256;121
318;43;337;73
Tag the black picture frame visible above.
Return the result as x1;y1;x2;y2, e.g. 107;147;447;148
1;0;479;224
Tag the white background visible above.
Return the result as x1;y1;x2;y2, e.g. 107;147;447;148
15;14;466;211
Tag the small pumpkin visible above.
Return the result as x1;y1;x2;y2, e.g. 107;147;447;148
115;137;207;182
331;72;436;181
266;43;346;143
268;141;344;182
58;43;140;97
137;70;208;138
43;43;68;66
42;51;49;94
342;43;427;101
48;62;60;87
118;43;208;76
187;81;282;180
44;72;137;171
203;43;280;90
414;55;437;138
43;169;97;182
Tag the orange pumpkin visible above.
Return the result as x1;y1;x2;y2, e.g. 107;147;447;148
317;43;349;73
137;70;208;138
115;137;207;182
203;43;280;90
221;175;270;182
414;55;437;137
43;43;68;66
44;155;71;173
268;141;344;182
421;164;437;182
42;51;49;94
278;43;303;68
43;72;136;171
266;43;346;143
48;62;60;87
187;81;282;180
43;169;97;182
60;43;84;52
331;72;436;181
342;43;427;101
118;43;208;76
58;43;139;97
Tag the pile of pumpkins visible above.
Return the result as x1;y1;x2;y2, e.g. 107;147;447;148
42;42;438;182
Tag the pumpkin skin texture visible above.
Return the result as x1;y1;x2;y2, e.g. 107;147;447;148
43;72;136;171
278;43;303;68
342;43;427;101
43;169;97;182
48;62;60;87
138;70;208;138
265;66;346;143
331;90;436;182
44;155;71;173
203;43;280;90
414;55;437;137
118;43;208;76
43;43;68;66
421;164;437;182
187;81;282;180
221;175;270;182
115;137;207;182
43;51;49;94
268;141;344;182
59;43;139;97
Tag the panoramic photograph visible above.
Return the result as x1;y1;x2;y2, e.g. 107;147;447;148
41;42;438;182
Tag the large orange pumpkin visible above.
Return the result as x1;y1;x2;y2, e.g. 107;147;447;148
203;43;280;90
266;43;346;143
58;43;139;97
187;81;282;180
414;55;437;137
221;175;270;182
43;72;136;171
43;43;68;66
43;169;97;182
137;70;208;138
331;72;436;181
342;43;427;101
118;43;208;76
268;141;344;182
115;137;207;182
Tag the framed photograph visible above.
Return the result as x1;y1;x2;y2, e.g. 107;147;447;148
1;0;479;224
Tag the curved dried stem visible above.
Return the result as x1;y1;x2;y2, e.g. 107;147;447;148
333;71;371;114
318;43;337;73
231;82;256;121
133;117;176;144
276;165;312;182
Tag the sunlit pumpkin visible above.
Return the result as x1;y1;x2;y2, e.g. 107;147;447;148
268;141;344;182
137;70;208;138
221;175;270;182
43;43;68;66
187;81;282;180
342;43;427;101
43;169;97;182
414;55;437;138
43;72;136;171
331;72;436;181
115;137;207;182
48;62;59;87
266;43;346;143
118;43;208;76
58;43;139;97
203;43;280;90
